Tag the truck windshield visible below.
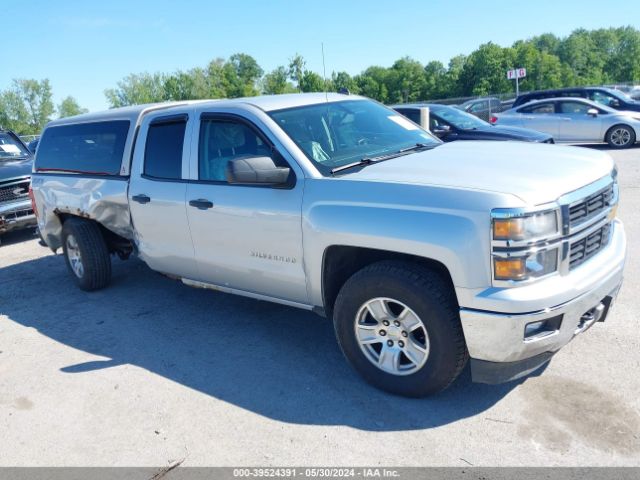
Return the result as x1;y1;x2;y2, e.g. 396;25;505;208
0;132;30;160
269;100;439;175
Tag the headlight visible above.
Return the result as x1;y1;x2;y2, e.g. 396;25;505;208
494;248;559;281
492;209;559;242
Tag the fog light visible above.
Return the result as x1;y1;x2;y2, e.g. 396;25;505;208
524;315;563;340
525;321;546;337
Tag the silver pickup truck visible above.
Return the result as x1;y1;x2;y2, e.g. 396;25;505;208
30;93;626;397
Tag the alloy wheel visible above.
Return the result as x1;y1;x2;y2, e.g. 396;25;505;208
354;297;430;376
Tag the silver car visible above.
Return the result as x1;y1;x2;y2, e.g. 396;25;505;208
493;97;640;148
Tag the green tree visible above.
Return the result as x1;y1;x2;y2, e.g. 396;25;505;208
386;57;427;103
224;53;263;97
299;71;326;93
263;66;297;94
163;69;206;101
57;96;88;118
443;55;467;98
0;78;54;134
606;26;640;83
531;33;561;55
331;71;359;94
99;27;640;109
557;28;606;85
459;43;515;95
422;60;447;99
206;58;232;98
512;41;563;91
105;72;168;107
288;54;306;91
355;66;390;102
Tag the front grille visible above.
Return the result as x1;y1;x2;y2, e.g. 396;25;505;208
569;223;611;270
568;184;614;228
0;179;30;204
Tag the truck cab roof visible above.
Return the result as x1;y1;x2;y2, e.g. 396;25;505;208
45;93;363;129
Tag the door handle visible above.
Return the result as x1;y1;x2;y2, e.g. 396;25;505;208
132;194;151;204
189;198;214;210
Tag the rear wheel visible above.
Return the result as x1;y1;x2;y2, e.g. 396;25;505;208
606;124;635;149
333;261;468;397
61;219;111;291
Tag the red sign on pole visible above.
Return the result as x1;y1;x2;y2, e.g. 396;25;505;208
507;68;527;79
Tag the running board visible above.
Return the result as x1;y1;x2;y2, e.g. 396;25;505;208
181;278;314;311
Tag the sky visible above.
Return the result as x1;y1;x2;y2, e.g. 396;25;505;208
3;0;640;112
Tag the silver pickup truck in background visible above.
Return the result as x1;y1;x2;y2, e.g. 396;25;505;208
30;93;626;397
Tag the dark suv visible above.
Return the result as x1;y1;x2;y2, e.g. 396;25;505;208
0;129;36;242
513;87;640;112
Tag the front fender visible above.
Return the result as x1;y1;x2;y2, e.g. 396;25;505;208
301;179;515;307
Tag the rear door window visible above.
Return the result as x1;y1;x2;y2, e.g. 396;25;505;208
144;116;187;180
469;101;488;113
35;121;130;175
519;103;555;114
558;101;591;114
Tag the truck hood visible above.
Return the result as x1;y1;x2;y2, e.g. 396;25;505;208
0;157;33;180
342;141;614;206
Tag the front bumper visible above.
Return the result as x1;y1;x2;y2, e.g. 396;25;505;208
460;219;626;383
0;200;36;234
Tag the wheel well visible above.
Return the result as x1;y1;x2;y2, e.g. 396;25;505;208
605;123;635;140
58;214;133;259
321;246;456;317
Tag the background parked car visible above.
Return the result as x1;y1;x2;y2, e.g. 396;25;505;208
393;103;554;143
628;86;640;100
493;97;640;148
0;129;37;242
457;97;503;121
513;86;640;112
27;138;39;153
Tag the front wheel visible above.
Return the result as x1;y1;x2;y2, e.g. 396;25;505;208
333;261;468;397
606;124;636;149
61;219;112;291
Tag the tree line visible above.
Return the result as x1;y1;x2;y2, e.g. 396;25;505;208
104;26;640;107
2;26;639;135
0;79;87;135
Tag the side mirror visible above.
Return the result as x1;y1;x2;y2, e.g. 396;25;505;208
610;99;620;108
587;108;599;117
226;155;291;186
432;125;451;137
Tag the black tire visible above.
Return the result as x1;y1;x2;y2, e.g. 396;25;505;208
333;261;468;397
61;219;111;291
605;124;636;149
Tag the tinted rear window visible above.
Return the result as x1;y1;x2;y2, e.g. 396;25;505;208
143;120;186;180
35;121;130;175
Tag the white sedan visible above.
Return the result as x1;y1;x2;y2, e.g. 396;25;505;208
492;97;640;148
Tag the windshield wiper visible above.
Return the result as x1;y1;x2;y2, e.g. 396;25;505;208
398;142;435;153
331;143;436;174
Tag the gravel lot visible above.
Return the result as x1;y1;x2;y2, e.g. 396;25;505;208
0;146;639;467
